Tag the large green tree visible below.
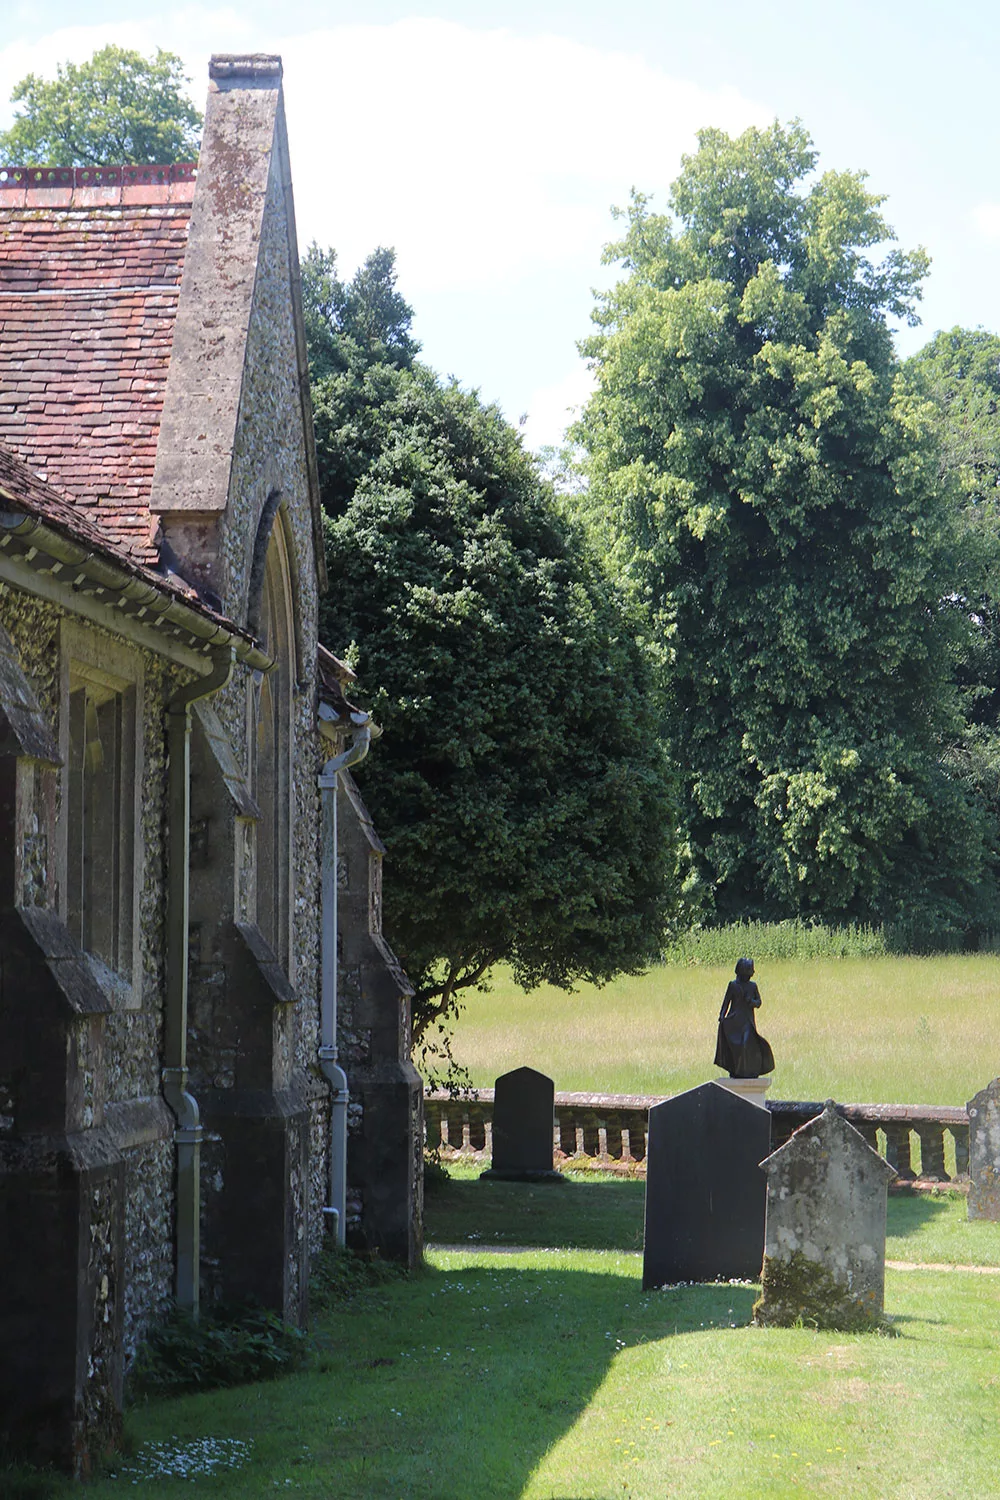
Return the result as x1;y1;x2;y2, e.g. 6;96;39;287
575;121;989;939
0;45;201;165
910;326;1000;517
306;248;679;1041
909;327;1000;875
909;327;1000;732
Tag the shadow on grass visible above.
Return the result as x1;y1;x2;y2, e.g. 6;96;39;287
0;1252;762;1500
424;1171;646;1251
886;1189;962;1241
41;1263;761;1500
429;1170;974;1263
297;1259;758;1500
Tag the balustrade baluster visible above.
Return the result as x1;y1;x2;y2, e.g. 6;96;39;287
953;1124;970;1178
631;1114;648;1161
883;1122;915;1177
914;1123;948;1180
582;1112;600;1159
443;1105;462;1150
468;1107;486;1153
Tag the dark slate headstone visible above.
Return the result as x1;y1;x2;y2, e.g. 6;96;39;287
481;1066;561;1181
642;1081;770;1288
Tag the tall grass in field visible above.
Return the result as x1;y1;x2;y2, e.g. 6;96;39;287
662;918;890;963
445;952;1000;1105
663;917;1000;963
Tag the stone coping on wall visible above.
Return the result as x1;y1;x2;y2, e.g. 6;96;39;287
425;1087;969;1123
424;1088;970;1184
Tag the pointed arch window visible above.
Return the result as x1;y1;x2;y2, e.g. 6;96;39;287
251;511;296;974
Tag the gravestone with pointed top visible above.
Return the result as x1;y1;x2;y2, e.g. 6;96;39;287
481;1066;562;1181
967;1077;1000;1220
754;1100;895;1330
642;1081;770;1289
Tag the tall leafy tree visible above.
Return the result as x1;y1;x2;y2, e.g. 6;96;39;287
0;46;201;165
575;121;988;939
909;327;1000;731
910;326;1000;517
909;327;1000;882
307;248;679;1041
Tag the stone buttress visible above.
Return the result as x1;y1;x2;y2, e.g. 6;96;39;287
0;622;125;1474
337;770;423;1265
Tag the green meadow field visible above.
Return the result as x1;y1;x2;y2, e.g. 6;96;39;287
443;955;1000;1105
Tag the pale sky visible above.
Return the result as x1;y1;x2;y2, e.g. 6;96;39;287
2;1;998;448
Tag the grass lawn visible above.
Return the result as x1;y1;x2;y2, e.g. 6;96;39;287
443;955;1000;1104
426;1160;1000;1266
70;1256;1000;1500
17;1171;1000;1500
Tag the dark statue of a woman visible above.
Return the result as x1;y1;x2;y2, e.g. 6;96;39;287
714;957;775;1079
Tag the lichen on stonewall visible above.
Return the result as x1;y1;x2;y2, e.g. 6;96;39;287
753;1250;893;1333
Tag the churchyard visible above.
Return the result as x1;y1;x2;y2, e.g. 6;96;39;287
6;950;1000;1499
10;1169;1000;1499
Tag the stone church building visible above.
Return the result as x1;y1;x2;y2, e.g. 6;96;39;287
0;55;422;1474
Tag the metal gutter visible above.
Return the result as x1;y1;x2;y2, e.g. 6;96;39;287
318;716;373;1244
0;508;271;672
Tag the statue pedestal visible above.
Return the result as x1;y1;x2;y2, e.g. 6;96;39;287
715;1076;772;1111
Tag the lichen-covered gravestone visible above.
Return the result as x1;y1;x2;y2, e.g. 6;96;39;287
967;1078;1000;1220
754;1101;895;1330
642;1081;770;1289
481;1066;561;1181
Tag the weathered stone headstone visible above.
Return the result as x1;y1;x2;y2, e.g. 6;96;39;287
754;1100;895;1330
967;1078;1000;1220
642;1081;770;1289
481;1066;561;1181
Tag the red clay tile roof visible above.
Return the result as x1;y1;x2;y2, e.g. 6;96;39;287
0;169;196;563
0;437;260;647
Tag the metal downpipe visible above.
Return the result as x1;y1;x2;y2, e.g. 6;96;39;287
318;717;372;1245
163;647;236;1315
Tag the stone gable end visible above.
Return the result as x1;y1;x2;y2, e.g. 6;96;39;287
149;57;325;618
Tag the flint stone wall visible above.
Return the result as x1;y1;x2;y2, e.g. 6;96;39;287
0;588;180;1358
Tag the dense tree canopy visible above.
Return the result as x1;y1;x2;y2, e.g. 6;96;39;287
911;327;1000;516
909;328;1000;733
909;327;1000;869
575;121;991;940
306;248;679;1039
0;46;202;165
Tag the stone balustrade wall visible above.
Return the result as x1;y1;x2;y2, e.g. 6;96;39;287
424;1090;969;1183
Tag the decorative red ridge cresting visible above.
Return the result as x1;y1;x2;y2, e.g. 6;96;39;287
0;163;197;188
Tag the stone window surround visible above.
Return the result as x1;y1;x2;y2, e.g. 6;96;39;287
247;505;296;980
57;619;144;1007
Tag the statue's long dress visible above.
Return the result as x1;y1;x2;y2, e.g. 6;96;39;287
714;979;775;1078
